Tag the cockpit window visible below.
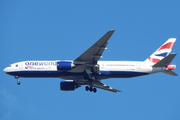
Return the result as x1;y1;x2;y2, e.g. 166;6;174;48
8;65;11;67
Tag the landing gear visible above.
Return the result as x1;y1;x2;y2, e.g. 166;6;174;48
17;81;20;85
15;76;20;85
93;87;97;93
85;86;89;91
85;86;97;93
89;87;93;92
84;69;98;93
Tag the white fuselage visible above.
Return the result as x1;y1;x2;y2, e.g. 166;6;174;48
3;60;167;80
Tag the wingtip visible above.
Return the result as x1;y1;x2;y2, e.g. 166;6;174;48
109;29;115;32
116;90;122;93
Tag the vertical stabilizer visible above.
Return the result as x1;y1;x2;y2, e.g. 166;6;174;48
144;38;176;66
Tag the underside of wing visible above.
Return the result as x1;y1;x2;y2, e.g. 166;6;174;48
75;79;121;93
90;80;121;93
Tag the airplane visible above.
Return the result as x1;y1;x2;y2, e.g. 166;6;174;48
3;30;178;93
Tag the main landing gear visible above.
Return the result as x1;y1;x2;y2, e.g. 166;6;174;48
85;86;97;93
15;76;20;85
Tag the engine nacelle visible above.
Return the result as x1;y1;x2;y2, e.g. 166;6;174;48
60;81;77;91
57;61;75;70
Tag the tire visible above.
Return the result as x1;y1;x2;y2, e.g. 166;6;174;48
85;86;89;91
93;88;97;93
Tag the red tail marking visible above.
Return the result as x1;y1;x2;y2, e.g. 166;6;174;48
158;42;174;51
148;57;160;63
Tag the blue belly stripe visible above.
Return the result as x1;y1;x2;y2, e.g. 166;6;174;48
6;70;149;79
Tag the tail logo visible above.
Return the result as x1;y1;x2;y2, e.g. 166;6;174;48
148;57;160;63
155;52;168;57
145;38;176;64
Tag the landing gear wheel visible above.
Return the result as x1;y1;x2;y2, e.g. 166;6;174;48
89;87;93;92
85;86;97;93
93;88;97;93
15;76;20;85
17;81;20;85
85;86;89;91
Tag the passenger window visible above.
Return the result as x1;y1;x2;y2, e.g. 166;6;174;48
16;64;18;67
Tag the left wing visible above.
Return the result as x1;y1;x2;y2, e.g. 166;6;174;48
74;30;115;64
91;80;121;93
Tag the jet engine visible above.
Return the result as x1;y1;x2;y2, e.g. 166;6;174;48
57;61;75;70
60;81;80;91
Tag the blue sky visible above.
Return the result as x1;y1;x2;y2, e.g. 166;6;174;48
0;0;180;120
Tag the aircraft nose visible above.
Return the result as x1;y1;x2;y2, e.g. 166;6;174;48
3;67;8;73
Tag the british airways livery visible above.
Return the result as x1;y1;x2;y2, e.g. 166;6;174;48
3;30;178;93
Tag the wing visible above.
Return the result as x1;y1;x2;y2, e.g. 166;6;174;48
91;80;121;93
74;30;115;64
72;30;120;93
75;79;121;93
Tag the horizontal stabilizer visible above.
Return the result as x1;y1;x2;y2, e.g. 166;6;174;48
161;70;178;76
153;53;177;67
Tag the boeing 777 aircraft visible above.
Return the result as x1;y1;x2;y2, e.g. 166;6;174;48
3;30;178;93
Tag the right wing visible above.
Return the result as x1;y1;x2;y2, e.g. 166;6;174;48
91;80;121;93
75;79;121;93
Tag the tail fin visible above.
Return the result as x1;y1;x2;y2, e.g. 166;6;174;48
144;38;176;66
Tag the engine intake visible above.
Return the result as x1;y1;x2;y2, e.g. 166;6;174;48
60;81;79;91
57;61;75;70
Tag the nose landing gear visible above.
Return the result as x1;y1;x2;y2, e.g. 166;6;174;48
15;76;20;85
